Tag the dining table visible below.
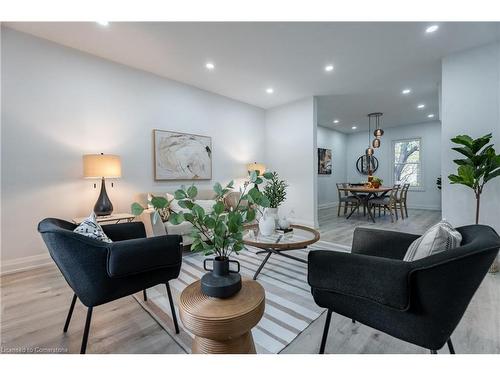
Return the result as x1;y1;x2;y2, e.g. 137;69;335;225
338;185;393;223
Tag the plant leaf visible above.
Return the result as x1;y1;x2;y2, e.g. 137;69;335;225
131;202;145;216
151;196;168;209
187;185;198;199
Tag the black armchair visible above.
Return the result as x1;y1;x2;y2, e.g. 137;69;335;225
308;225;500;354
38;218;183;354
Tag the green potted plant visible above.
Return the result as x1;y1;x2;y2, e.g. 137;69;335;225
262;171;288;228
448;133;500;272
371;176;383;188
131;170;273;297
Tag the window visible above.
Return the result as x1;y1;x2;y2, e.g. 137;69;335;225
393;138;422;188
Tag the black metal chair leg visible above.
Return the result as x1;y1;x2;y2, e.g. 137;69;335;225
166;282;179;334
80;307;93;354
63;294;77;332
447;338;455;354
430;349;437;354
143;289;148;301
319;310;332;354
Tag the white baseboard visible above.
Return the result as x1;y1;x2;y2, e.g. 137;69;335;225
318;202;338;209
1;253;52;276
289;218;317;228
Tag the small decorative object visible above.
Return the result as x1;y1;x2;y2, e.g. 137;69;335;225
131;170;274;297
278;216;290;230
371;176;383;188
153;129;212;180
448;133;500;273
356;155;379;175
83;153;121;216
436;176;442;190
318;148;332;174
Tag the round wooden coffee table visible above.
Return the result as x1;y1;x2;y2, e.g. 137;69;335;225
179;279;265;354
243;224;320;280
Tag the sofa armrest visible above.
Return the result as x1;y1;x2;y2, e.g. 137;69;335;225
106;235;182;277
138;209;167;237
351;228;419;260
308;250;413;310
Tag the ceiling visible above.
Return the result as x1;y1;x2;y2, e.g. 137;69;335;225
5;22;500;132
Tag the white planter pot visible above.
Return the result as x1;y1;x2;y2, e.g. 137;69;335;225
259;215;275;236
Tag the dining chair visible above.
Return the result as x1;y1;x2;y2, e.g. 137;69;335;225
369;185;400;223
396;183;411;219
336;183;360;216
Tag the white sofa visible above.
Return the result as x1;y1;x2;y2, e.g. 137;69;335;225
136;189;241;245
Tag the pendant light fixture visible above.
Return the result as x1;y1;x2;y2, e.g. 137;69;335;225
368;112;384;148
365;114;374;156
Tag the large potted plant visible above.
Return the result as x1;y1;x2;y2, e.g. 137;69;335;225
448;133;500;272
131;170;272;297
262;171;288;229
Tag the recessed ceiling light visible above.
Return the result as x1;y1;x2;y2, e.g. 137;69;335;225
325;64;334;72
352;126;357;130
402;89;412;95
205;62;215;70
428;114;435;118
417;104;425;109
333;119;339;124
96;21;109;27
426;25;439;33
266;88;274;94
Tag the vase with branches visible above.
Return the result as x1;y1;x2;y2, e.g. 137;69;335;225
448;133;500;272
131;170;273;296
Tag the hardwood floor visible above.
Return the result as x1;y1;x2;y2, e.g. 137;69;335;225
1;207;499;354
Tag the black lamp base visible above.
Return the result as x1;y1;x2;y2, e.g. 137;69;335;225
94;177;113;216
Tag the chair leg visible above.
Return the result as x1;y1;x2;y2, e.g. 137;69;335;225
400;203;405;220
80;307;93;354
394;203;398;220
430;349;437;354
166;282;180;334
319;310;332;354
143;289;148;301
387;205;394;223
63;293;77;332
344;202;348;215
337;202;341;216
404;202;408;218
447;338;455;354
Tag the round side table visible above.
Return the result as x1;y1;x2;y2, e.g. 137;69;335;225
179;278;265;354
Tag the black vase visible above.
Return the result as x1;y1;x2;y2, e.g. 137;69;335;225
200;256;242;298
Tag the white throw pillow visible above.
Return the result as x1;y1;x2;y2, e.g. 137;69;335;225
73;213;112;243
403;220;462;261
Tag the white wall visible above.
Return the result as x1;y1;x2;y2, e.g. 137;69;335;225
264;97;318;227
1;28;266;270
441;42;500;231
345;121;442;210
316;126;347;208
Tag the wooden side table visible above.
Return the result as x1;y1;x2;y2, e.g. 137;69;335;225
179;279;265;354
72;213;135;225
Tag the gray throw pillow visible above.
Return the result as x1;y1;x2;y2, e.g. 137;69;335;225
73;213;112;243
403;220;461;262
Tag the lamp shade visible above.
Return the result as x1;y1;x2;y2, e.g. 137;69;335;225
247;162;266;176
83;154;122;178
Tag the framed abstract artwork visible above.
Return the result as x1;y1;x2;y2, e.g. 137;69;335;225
318;148;332;175
153;129;212;180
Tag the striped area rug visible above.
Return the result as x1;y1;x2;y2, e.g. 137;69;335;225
134;239;350;353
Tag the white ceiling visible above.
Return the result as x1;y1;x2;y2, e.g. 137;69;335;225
5;22;500;132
